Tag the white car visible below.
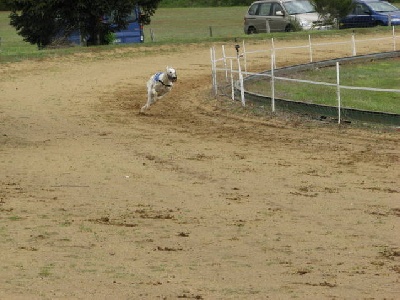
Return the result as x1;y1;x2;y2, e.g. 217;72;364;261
244;0;331;34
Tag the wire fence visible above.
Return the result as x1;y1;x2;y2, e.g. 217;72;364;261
210;28;400;124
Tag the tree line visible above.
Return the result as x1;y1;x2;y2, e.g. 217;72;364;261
3;0;163;48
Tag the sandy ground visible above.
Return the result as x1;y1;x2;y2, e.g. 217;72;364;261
0;36;399;299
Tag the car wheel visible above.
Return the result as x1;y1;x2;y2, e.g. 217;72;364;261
247;27;257;34
374;21;384;27
285;24;294;32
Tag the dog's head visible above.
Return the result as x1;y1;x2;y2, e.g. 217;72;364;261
166;66;177;82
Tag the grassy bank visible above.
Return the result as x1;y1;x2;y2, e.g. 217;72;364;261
245;59;400;114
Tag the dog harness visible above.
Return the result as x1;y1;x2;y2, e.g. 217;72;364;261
154;72;172;87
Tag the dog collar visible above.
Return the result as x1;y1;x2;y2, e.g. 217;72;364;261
158;80;172;87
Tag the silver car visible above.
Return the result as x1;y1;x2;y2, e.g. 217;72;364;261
244;0;329;34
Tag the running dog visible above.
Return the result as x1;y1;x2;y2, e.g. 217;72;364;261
140;66;178;113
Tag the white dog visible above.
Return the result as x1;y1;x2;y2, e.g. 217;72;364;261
140;66;178;113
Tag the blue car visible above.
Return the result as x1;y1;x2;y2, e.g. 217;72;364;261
339;0;400;29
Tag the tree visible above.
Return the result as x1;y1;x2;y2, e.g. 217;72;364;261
310;0;354;26
6;0;161;49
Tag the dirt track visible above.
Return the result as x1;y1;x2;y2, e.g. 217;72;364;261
1;39;399;299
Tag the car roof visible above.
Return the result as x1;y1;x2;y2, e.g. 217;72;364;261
251;0;302;3
353;0;386;2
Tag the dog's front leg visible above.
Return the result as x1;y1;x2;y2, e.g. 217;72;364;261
141;88;156;113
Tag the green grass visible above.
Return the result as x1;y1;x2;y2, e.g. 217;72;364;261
144;7;247;41
246;59;400;114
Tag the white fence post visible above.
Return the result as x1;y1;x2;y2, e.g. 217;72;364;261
271;38;276;69
336;62;341;124
230;59;235;101
351;33;357;56
222;45;228;82
271;53;276;113
210;47;217;97
238;58;245;106
309;35;313;63
393;26;396;52
242;40;247;76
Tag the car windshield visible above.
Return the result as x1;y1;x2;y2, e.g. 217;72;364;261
104;11;138;24
283;0;316;14
368;1;399;13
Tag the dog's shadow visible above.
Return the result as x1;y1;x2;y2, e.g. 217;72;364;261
138;111;151;117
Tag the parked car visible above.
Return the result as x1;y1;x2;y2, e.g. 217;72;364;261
244;0;331;34
60;6;144;46
339;0;400;29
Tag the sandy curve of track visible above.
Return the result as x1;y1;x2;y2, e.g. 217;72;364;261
0;40;399;299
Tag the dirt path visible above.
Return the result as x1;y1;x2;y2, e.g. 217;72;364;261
0;39;399;299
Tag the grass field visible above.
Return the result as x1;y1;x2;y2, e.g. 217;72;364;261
245;58;400;114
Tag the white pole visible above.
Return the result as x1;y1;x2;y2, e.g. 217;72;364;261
271;53;276;113
351;33;356;56
271;38;276;69
393;26;396;51
309;35;313;63
230;59;235;101
242;40;247;76
222;45;228;82
238;59;245;106
210;47;217;96
336;62;341;124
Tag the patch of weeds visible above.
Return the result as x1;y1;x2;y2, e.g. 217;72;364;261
59;220;73;227
8;215;23;221
149;264;167;272
79;224;93;233
39;263;55;278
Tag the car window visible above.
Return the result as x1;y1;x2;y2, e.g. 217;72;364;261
125;11;138;23
368;1;399;13
271;3;284;16
353;4;369;15
259;3;272;16
248;3;259;15
283;0;315;14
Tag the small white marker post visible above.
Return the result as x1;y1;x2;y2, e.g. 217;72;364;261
271;53;276;113
336;62;341;124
